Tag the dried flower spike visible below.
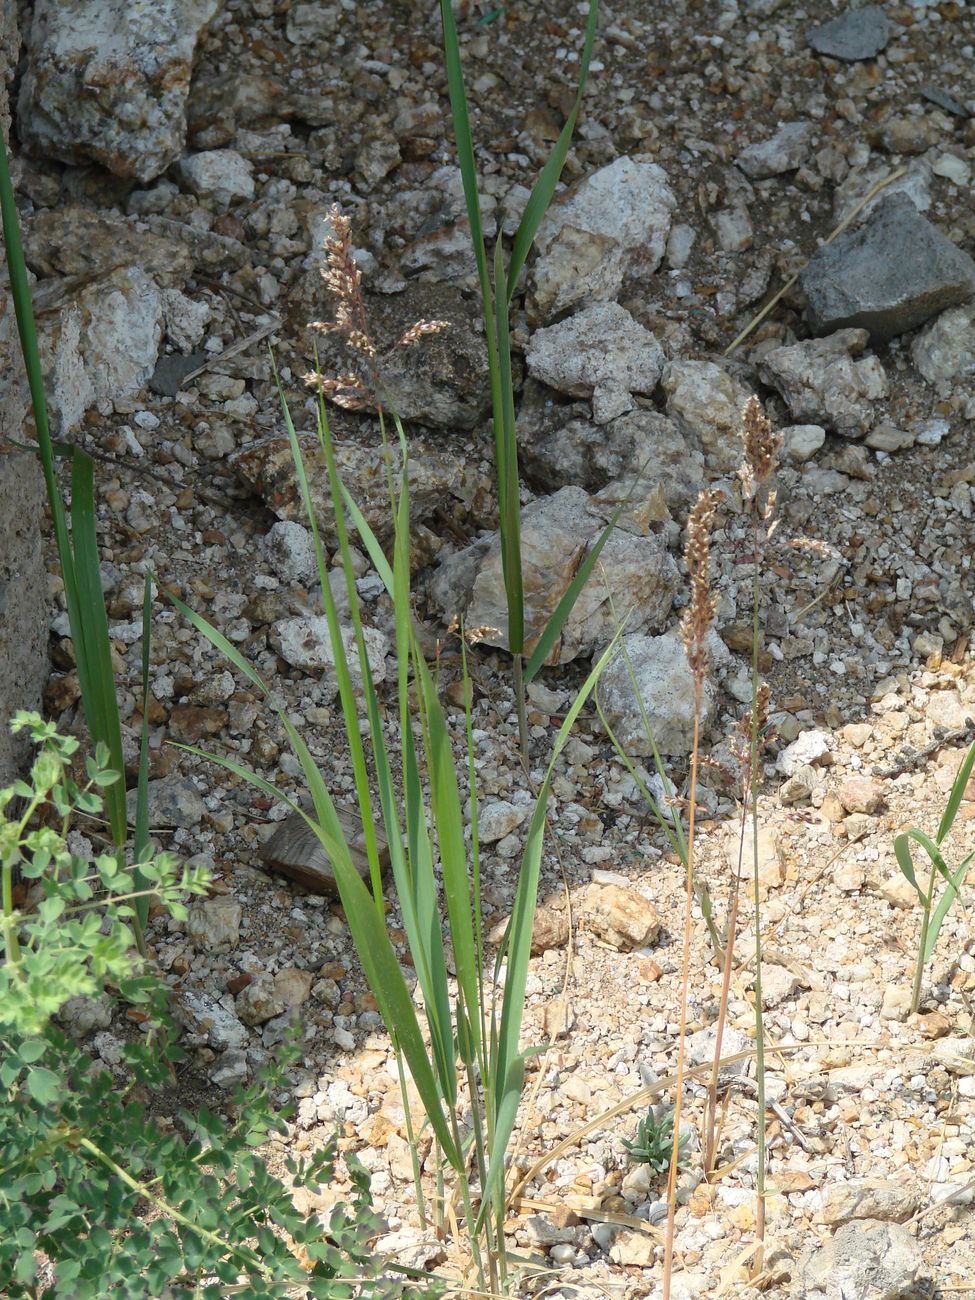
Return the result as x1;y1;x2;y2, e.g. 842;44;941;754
739;395;782;506
681;489;719;683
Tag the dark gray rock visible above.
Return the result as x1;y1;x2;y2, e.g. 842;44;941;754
806;6;891;61
920;85;971;119
149;352;207;397
0;0;19;147
801;195;975;342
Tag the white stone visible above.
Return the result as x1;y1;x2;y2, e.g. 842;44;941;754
661;360;753;471
269;617;389;681
179;149;256;204
781;424;826;463
263;521;319;586
530;156;675;320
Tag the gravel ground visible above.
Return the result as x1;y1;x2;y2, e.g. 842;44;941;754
9;0;975;1295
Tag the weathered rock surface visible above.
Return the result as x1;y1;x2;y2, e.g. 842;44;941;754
186;896;242;952
736;122;814;178
801;1219;924;1300
465;487;678;666
125;775;205;829
661;360;753;471
525;303;665;424
585;884;661;951
529;156;675;321
269;617;389;681
912;302;975;385
18;0;221;182
806;6;892;61
817;1179;920;1226
757;329;888;437
36;266;165;432
231;432;489;555
801;196;975;342
26;207;194;288
178;148;255;204
518;405;704;515
597;628;728;756
0;452;49;786
0;0;18;147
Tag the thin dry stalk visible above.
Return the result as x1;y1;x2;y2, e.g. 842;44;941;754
702;685;770;1175
662;489;718;1300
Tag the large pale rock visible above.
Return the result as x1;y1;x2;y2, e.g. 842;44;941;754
0;452;49;787
661;360;753;471
585;884;660;951
269;617;389;681
529;156;675;321
806;6;892;61
186;896;242;952
801;196;975;342
18;0;221;182
0;0;18;147
26;207;193;288
801;1220;924;1300
466;487;678;667
37;266;164;432
518;405;704;515
232;431;489;559
597;628;727;756
178;148;255;205
912;303;975;386
757;329;887;438
525;303;665;424
817;1180;920;1226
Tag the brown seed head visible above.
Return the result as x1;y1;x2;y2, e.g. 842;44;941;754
739;395;781;507
681;489;719;683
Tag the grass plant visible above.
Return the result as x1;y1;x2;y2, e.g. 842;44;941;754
0;130;151;945
438;0;615;758
170;208;620;1293
894;738;975;1014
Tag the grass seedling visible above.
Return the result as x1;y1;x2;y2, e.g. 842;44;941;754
894;738;975;1015
0;130;151;946
623;1107;689;1176
438;0;617;759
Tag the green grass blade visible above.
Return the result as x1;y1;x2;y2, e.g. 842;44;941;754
494;629;622;1094
69;453;127;848
893;833;926;904
506;0;600;300
524;505;622;682
936;739;975;846
925;852;974;962
473;1055;524;1234
415;653;481;1064
132;577;154;928
438;0;492;305
339;478;394;597
492;238;523;656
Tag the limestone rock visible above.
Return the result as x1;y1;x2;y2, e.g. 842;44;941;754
586;884;660;951
18;0;221;182
466;487;678;667
269;617;389;681
525;303;665;423
912;303;975;386
802;1220;923;1300
818;1180;919;1226
235;972;285;1026
125;775;205;829
37;266;165;433
597;628;727;757
757;329;887;438
529;156;675;321
186;896;242;952
661;360;753;472
737;122;814;179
